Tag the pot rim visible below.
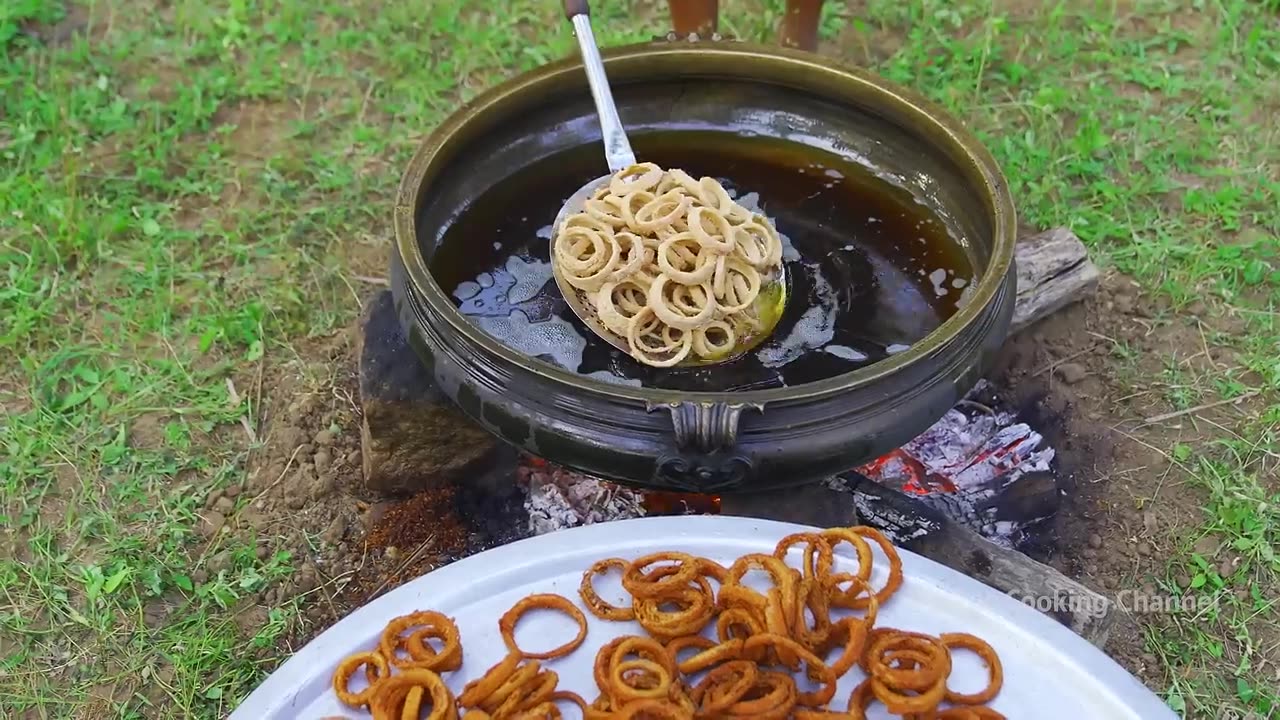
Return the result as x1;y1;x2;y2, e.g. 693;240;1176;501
394;41;1016;405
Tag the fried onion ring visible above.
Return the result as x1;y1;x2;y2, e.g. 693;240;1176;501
940;632;1003;705
499;593;588;660
332;651;390;708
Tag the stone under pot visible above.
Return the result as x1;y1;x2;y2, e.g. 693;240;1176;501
390;40;1017;495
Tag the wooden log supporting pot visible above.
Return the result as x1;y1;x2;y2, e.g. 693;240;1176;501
391;41;1018;495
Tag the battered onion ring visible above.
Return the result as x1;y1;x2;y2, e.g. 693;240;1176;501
742;633;836;707
647;275;715;330
379;610;463;672
621;552;700;599
690;660;758;714
940;632;1004;705
611;658;672;703
863;629;951;692
458;652;521;708
553;224;610;274
583;195;627;228
609;162;664;195
617;190;655;232
869;672;946;716
655;233;715;285
772;532;833;580
723;670;796;720
562;231;623;292
596;280;649;337
687;206;736;254
716;606;765;642
712;258;762;314
606;232;648;283
579;558;635;621
633;190;690;235
367;668;453;720
499;593;588;660
626;308;693;368
691;320;735;358
332;651;390;707
842;526;904;609
818;527;875;585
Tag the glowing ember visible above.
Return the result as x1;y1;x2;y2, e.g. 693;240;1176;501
642;491;721;515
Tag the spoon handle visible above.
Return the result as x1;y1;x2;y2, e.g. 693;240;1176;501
564;2;637;173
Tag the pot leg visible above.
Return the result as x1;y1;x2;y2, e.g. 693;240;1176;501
667;0;718;37
779;0;825;52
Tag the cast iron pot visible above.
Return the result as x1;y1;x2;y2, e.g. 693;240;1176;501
391;40;1017;495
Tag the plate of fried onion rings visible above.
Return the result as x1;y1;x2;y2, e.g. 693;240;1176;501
231;516;1177;719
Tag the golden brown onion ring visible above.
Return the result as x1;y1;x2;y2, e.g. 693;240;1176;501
498;593;588;660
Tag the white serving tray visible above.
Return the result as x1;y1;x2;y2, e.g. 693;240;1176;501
231;516;1176;719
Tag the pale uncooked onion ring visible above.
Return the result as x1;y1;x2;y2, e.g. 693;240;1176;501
714;258;762;315
656;234;715;285
597;280;649;337
693;321;736;359
648;275;716;330
609;162;664;196
627;308;693;367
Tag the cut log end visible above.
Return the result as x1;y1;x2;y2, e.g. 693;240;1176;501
1012;226;1100;333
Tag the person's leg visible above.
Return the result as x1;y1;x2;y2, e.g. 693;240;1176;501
668;0;719;37
780;0;825;51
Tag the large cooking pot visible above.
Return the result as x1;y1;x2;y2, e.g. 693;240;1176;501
392;40;1016;495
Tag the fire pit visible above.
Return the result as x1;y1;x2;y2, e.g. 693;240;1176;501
390;40;1017;494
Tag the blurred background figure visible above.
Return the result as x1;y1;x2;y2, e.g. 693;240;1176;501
667;0;827;51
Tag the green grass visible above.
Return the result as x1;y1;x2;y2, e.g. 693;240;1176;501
1;0;1277;717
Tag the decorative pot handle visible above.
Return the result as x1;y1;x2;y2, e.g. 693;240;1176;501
645;401;763;493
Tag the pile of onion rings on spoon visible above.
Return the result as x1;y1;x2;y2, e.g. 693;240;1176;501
551;162;787;368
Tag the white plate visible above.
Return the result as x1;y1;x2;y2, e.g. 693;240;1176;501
232;516;1176;719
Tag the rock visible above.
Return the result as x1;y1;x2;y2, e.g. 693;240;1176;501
241;509;269;531
256;544;270;560
213;495;235;514
314;429;335;446
357;291;500;495
309;473;336;502
208;550;233;574
223;484;241;499
1054;363;1088;384
1192;535;1218;557
314;449;332;474
1218;558;1235;579
198;511;226;537
192;569;208;585
1175;572;1190;589
1113;293;1134;314
1085;563;1098;575
322;515;346;546
1137;542;1152;557
1087;533;1103;549
295;563;319;594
